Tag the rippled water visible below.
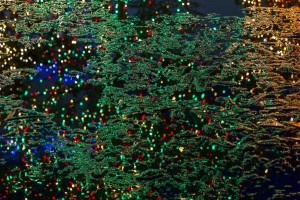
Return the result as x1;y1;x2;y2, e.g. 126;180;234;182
0;0;300;199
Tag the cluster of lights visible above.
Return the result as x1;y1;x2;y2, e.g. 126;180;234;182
0;1;299;200
246;6;299;85
241;0;300;7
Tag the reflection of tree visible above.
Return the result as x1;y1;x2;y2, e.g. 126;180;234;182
227;6;300;199
0;1;300;200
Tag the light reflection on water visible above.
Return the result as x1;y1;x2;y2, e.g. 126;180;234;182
0;0;299;199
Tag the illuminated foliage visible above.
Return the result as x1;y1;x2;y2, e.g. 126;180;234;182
0;1;299;199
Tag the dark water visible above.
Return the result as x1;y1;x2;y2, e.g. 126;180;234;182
0;0;300;199
196;0;244;16
126;0;244;17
